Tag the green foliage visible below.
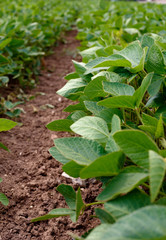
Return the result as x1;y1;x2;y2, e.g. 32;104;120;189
32;0;166;239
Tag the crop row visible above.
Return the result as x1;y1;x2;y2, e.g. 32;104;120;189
1;0;166;239
32;1;166;239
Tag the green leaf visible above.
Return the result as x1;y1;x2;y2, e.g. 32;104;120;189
0;142;9;151
31;208;74;222
84;101;105;115
76;188;84;221
97;108;122;124
142;113;158;126
86;206;166;240
70;116;109;141
113;130;159;168
80;46;101;63
62;161;85;178
84;76;107;99
57;78;87;98
0;54;9;65
133;73;153;107
49;146;69;164
65;72;79;80
80;151;124;179
104;190;150;220
155;115;164;139
51;137;106;166
0;193;9;206
97;167;148;202
148;74;164;97
149;151;166;202
71;111;87;122
86;41;145;73
57;184;76;210
0;118;17;132
105;115;121;152
72;60;87;75
98;95;135;109
155;106;166;124
0;38;11;50
46;119;73;132
95;208;115;224
99;73;152;110
103;82;135;96
146;44;165;74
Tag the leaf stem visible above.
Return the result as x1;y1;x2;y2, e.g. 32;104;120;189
122;108;126;124
135;108;143;124
85;201;105;208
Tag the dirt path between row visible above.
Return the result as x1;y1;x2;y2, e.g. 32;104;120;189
0;31;100;240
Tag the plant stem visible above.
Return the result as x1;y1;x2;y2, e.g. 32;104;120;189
135;108;143;124
122;108;126;124
85;201;105;208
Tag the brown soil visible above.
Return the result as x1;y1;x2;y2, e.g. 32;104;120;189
0;30;101;240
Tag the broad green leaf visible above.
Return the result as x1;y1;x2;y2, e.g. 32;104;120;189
97;167;148;202
62;161;85;178
155;115;164;139
0;193;9;206
65;72;79;80
97;108;123;124
86;41;145;73
57;78;87;98
46;119;73;132
76;188;84;221
71;111;87;122
0;38;11;50
133;73;153;108
142;113;158;126
51;137;106;166
84;77;107;99
149;151;166;202
57;184;76;210
70;117;109;140
0;118;17;132
148;74;164;96
95;208;115;224
105;115;121;152
103;82;135;96
80;151;124;179
105;135;120;153
0;178;2;183
98;95;135;109
49;147;69;164
111;115;121;134
146;44;165;74
0;142;9;151
105;189;150;220
155;106;166;124
107;72;122;83
156;197;166;206
80;46;101;62
139;125;156;135
0;54;9;65
84;101;105;115
72;60;87;75
31;208;74;222
139;113;158;135
64;102;86;112
86;206;166;240
113;130;159;168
